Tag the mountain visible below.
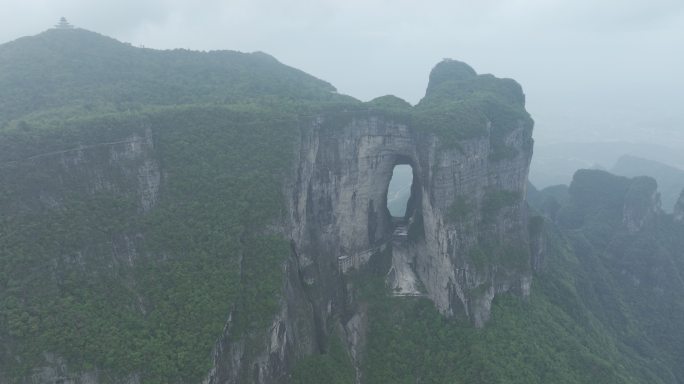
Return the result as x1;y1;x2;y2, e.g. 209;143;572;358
529;141;684;188
0;29;346;383
530;170;684;382
0;28;344;126
1;28;684;384
611;155;684;212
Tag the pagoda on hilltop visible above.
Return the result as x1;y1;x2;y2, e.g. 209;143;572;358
54;17;74;29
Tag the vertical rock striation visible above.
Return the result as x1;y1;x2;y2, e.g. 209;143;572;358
622;176;661;233
674;190;684;223
284;60;535;329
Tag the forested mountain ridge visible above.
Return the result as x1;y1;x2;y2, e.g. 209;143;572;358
529;170;684;382
611;154;684;212
1;28;683;384
0;28;348;383
0;28;343;126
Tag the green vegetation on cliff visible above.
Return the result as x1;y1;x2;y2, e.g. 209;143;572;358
415;59;533;155
291;333;355;384
307;170;684;383
3;27;682;384
0;29;361;382
529;170;684;382
0;105;298;382
0;28;340;126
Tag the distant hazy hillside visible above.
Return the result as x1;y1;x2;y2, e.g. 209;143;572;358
529;169;684;383
612;155;684;212
530;141;684;188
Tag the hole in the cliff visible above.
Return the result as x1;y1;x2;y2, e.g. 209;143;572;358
387;164;413;218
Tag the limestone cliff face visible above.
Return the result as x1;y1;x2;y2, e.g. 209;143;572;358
411;119;533;326
622;176;661;233
284;60;535;330
286;114;533;325
206;61;535;383
674;190;684;223
3;127;160;216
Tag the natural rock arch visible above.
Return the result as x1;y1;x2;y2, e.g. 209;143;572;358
210;60;536;383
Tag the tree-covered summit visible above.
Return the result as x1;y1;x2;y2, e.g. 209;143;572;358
0;28;341;125
420;58;525;107
412;59;533;153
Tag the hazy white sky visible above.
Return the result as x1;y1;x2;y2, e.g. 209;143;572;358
1;0;683;145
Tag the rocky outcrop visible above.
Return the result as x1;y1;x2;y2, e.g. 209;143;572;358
288;110;532;318
3;126;160;215
675;190;684;223
623;176;661;233
207;60;535;383
529;216;546;272
286;60;534;326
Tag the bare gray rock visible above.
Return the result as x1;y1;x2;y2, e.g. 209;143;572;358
675;190;684;223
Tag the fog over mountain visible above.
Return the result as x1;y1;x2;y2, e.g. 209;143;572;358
2;0;684;147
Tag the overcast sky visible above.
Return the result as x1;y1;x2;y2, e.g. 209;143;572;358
1;0;683;146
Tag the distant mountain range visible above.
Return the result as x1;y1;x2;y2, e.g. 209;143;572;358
530;141;684;189
530;142;684;212
611;155;684;212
